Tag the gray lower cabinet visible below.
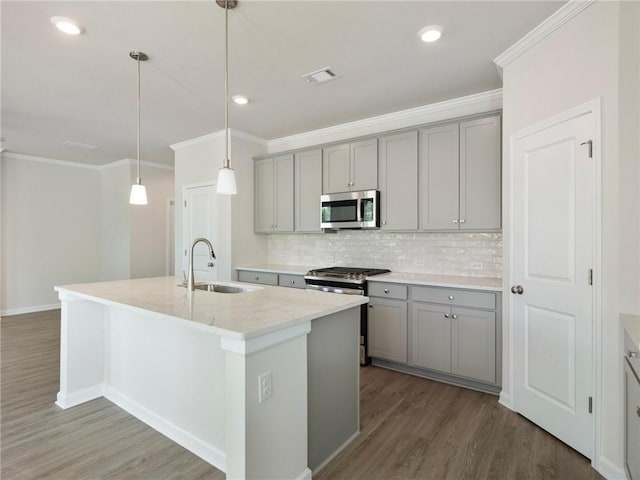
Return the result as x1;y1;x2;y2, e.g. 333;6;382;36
368;297;407;364
369;281;501;393
625;327;640;480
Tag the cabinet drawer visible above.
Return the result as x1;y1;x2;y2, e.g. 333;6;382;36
238;271;278;286
278;274;306;289
411;286;495;310
368;282;407;300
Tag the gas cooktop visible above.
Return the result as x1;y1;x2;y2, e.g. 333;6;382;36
304;267;391;284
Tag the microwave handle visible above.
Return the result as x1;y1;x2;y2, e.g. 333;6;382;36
357;198;364;222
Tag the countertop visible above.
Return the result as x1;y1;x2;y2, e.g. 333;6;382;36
622;313;640;350
236;264;315;275
366;272;503;292
55;276;367;340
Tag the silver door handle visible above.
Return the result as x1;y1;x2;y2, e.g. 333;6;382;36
511;285;524;294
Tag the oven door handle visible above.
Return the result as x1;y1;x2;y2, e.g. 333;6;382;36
305;284;365;296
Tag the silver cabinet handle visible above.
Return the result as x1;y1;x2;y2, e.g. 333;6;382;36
207;262;214;267
460;219;465;223
291;280;296;285
511;285;524;295
384;288;389;293
444;313;449;318
627;350;638;359
451;314;457;319
368;304;373;309
448;295;454;300
452;219;459;224
382;221;387;225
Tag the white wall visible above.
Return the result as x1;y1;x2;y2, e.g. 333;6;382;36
1;153;102;313
171;131;268;280
501;1;639;473
0;154;175;315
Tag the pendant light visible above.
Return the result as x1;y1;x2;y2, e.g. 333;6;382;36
215;0;238;195
129;50;149;205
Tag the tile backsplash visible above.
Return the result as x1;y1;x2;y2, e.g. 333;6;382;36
268;231;502;278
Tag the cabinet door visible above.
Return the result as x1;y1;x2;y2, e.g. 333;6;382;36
350;138;378;191
411;303;451;373
295;149;322;232
625;361;640;480
368;298;407;363
254;157;275;233
322;144;350;194
459;115;501;230
451;307;496;383
379;131;418;231
273;154;294;232
419;123;460;230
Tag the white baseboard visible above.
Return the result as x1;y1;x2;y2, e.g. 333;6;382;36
55;384;105;409
498;391;513;410
1;303;60;317
312;430;360;476
104;386;226;472
596;455;626;480
295;468;313;480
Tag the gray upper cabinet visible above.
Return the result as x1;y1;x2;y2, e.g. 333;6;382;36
322;139;377;194
419;123;460;230
295;149;322;232
459;116;501;230
254;154;294;233
379;131;418;231
419;115;501;231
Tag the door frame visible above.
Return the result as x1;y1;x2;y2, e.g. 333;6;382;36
505;97;602;466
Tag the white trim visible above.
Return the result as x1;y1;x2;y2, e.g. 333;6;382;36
55;384;105;409
138;160;175;171
101;158;174;171
498;391;512;409
220;321;312;355
170;128;267;151
596;455;626;480
1;303;60;317
105;386;226;472
312;430;360;476
99;158;132;169
494;0;596;71
507;97;603;466
267;89;502;153
294;468;313;480
0;151;101;170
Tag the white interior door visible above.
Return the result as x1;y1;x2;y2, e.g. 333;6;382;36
511;110;595;458
183;184;218;282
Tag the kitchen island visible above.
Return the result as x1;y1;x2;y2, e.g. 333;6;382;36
55;276;367;480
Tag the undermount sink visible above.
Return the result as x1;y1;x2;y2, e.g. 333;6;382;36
179;282;258;294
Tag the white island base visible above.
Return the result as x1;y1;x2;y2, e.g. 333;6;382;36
55;277;366;480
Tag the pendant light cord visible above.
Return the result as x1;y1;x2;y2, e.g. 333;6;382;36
224;0;230;168
136;52;141;182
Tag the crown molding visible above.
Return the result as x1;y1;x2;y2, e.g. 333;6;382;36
494;0;596;72
169;128;267;151
267;89;503;153
1;151;101;170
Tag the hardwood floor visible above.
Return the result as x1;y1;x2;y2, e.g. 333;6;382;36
1;310;602;480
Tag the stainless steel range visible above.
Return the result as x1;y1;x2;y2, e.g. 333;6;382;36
304;267;390;365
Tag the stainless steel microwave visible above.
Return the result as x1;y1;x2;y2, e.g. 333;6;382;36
320;190;380;230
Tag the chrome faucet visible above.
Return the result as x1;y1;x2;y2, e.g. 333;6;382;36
187;237;216;291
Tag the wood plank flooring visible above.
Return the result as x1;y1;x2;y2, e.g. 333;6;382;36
1;310;602;480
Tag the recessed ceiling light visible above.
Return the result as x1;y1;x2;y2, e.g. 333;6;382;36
418;25;444;43
50;16;84;35
232;95;249;105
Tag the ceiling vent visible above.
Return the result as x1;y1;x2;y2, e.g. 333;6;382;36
63;140;100;151
302;68;338;85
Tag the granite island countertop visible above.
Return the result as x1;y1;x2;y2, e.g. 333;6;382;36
55;276;367;340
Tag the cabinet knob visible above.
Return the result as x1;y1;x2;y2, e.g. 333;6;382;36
207;262;214;268
368;304;373;309
451;314;457;319
384;288;389;293
460;219;465;224
291;280;296;285
382;221;387;225
511;285;524;295
255;276;260;281
453;219;459;224
628;349;639;359
444;313;449;318
448;295;454;300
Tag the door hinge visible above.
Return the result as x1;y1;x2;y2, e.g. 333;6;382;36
589;269;593;286
588;396;593;414
580;139;593;158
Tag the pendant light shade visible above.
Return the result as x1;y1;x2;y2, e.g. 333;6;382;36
129;50;149;205
216;0;238;195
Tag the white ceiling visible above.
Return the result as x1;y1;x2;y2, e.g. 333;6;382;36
1;1;564;166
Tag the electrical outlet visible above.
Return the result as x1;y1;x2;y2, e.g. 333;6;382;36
258;370;272;404
471;262;484;270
